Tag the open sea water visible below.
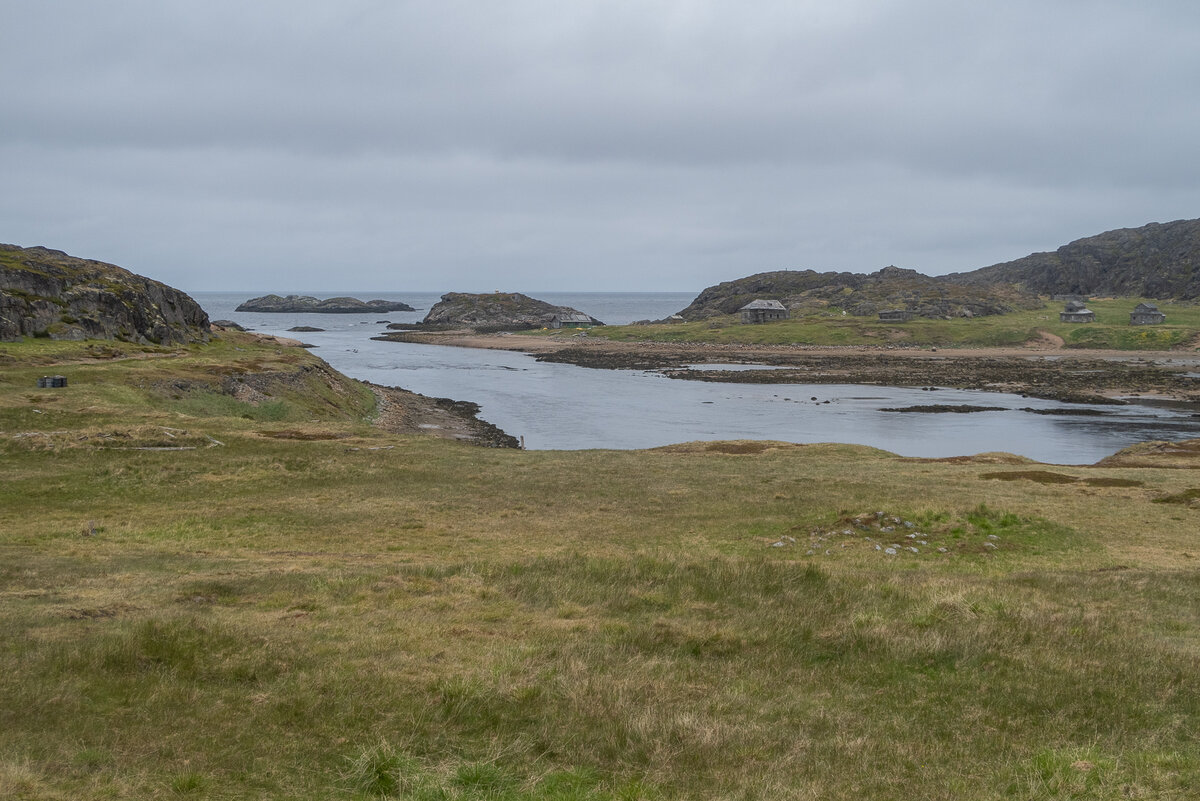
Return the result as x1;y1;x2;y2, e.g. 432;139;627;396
193;291;1200;463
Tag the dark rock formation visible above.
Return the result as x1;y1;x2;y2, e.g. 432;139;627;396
945;218;1200;299
678;266;1040;321
235;294;415;313
0;244;210;344
422;292;603;330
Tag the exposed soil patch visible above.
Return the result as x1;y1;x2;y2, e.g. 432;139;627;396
1083;477;1146;488
1153;488;1200;505
981;470;1082;484
980;470;1145;488
258;429;351;441
1034;330;1065;348
10;426;221;451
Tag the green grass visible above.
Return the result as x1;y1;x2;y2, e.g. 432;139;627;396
1;338;1199;798
577;298;1200;349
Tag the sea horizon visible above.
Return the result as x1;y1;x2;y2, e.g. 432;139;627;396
192;290;698;328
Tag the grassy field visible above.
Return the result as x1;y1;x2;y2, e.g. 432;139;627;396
582;298;1200;349
2;335;1199;799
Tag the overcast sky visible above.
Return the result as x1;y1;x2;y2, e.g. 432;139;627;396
3;1;1199;293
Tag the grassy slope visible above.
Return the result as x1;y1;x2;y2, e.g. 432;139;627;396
585;298;1200;349
1;337;1199;799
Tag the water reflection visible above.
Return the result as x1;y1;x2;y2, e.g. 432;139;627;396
193;292;1200;464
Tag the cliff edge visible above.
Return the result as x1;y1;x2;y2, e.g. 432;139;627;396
0;244;210;344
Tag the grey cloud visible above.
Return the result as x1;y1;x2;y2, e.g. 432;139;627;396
3;1;1200;291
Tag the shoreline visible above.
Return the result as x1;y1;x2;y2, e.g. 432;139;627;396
375;330;1200;405
368;383;520;448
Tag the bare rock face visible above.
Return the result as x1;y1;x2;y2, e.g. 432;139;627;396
235;294;415;313
0;244;211;344
678;266;1040;321
422;292;602;329
946;218;1200;299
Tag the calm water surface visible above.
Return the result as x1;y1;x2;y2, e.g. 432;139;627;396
194;292;1200;463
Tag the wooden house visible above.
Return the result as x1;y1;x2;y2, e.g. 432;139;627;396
1059;301;1095;323
739;299;789;324
550;313;597;329
1129;303;1165;325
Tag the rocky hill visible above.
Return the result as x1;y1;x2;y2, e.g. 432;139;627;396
946;218;1200;299
1;244;210;344
678;266;1040;321
236;294;415;313
422;292;603;329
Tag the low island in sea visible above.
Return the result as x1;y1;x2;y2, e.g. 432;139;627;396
235;293;415;313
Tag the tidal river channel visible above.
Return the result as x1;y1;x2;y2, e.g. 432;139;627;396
196;292;1200;464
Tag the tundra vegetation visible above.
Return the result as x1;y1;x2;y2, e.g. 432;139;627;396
591;298;1200;350
1;333;1199;800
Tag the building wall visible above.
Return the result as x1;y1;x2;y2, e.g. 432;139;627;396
741;310;788;323
1130;313;1165;325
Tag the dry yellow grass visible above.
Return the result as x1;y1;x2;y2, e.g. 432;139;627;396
1;337;1198;799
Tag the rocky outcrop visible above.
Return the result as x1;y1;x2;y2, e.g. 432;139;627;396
945;219;1200;299
235;294;415;313
0;244;210;344
678;266;1039;321
422;292;603;329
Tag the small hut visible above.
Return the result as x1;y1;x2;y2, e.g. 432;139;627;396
878;309;913;322
1129;302;1165;325
550;313;596;329
1059;300;1095;323
739;299;789;324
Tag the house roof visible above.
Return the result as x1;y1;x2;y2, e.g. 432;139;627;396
740;299;787;311
553;312;593;323
1133;303;1160;311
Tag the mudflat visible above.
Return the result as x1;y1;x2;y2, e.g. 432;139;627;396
380;330;1200;404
